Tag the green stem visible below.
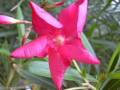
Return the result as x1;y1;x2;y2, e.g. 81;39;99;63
73;60;97;90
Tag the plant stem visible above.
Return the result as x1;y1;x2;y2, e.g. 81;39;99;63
65;86;88;90
73;60;82;74
73;60;97;90
10;0;24;11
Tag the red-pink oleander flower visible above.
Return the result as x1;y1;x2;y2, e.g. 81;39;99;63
11;0;100;90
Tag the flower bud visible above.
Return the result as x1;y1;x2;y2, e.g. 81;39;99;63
54;1;64;6
0;15;31;24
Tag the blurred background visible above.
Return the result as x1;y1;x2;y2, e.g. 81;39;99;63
0;0;120;90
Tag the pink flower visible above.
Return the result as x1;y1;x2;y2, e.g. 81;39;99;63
11;0;100;90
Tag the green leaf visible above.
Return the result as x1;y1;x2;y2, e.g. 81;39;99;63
0;30;17;38
107;43;120;72
109;72;120;79
97;0;113;17
100;79;120;90
92;39;116;51
101;44;120;90
15;64;55;90
86;22;97;37
0;48;10;56
25;61;97;82
16;6;25;43
81;32;96;55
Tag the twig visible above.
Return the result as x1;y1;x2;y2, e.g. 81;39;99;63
10;0;24;11
19;20;32;24
73;60;97;90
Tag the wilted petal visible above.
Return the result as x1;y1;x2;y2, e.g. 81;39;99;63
11;36;48;58
59;39;100;64
48;48;70;90
77;0;88;33
0;15;21;24
30;1;63;35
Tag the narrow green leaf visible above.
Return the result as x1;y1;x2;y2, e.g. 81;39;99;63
86;22;97;37
107;43;120;72
100;79;120;90
109;72;120;79
97;0;113;17
0;48;10;56
25;61;97;82
92;39;116;51
16;6;25;43
102;44;120;90
0;30;17;37
16;65;55;89
81;32;96;55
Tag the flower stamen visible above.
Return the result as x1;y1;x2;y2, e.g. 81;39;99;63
53;35;65;46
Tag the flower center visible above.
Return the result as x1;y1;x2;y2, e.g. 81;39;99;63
53;35;65;46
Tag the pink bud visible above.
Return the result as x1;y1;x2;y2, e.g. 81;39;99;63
0;15;22;24
54;1;64;6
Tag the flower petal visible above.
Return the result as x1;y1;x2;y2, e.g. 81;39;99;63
48;48;70;90
11;36;48;58
77;0;88;33
75;0;84;5
58;3;78;37
59;39;100;64
0;15;21;24
58;0;87;37
30;1;63;35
